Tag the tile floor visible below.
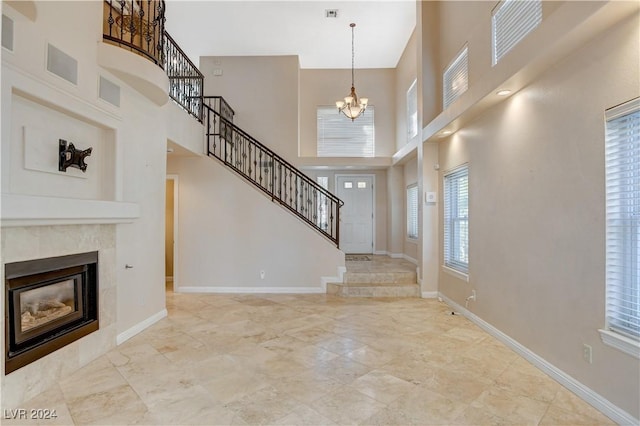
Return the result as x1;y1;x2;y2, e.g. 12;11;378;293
6;292;615;425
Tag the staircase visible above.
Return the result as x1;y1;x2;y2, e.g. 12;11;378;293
202;96;344;247
327;256;420;297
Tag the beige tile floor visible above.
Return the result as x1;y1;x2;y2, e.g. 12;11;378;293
7;292;615;425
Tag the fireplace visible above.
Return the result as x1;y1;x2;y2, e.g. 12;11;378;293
5;252;99;374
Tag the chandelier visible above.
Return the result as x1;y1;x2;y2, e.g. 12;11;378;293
336;23;368;121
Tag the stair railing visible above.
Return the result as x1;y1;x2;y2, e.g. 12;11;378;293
164;32;204;122
203;97;343;247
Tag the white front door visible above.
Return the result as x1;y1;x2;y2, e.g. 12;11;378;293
337;175;374;254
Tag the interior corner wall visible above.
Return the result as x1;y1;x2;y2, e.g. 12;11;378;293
386;165;405;257
299;69;396;158
420;0;442;127
166;156;344;290
199;56;299;163
438;14;639;418
395;30;418;153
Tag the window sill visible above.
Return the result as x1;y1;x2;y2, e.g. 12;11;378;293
442;265;469;282
598;329;640;359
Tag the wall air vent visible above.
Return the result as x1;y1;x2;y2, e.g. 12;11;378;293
99;76;121;107
47;44;78;85
325;9;338;18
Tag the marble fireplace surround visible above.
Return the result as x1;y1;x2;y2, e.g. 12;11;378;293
0;198;134;409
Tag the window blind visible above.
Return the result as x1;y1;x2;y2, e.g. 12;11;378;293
317;106;375;157
407;184;418;239
492;0;542;65
407;80;418;140
605;98;640;340
444;165;469;273
443;46;468;109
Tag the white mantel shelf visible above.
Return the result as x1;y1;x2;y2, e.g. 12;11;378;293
1;193;140;227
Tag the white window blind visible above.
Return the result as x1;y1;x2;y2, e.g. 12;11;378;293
407;184;418;240
492;0;542;65
605;98;640;340
317;106;375;157
407;80;418;140
443;45;468;109
444;165;469;274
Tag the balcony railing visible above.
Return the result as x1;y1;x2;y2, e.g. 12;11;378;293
103;0;165;67
164;32;204;122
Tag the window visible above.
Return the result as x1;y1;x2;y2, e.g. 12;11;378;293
444;165;469;275
316;176;329;231
443;45;468;109
317;106;375;157
492;0;542;65
407;184;418;240
604;98;640;350
407;80;418;140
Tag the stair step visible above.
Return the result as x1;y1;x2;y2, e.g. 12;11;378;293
343;271;417;284
327;282;420;298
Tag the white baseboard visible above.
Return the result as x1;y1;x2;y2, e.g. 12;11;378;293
321;266;347;291
177;286;325;294
388;252;404;259
116;309;167;345
373;250;387;256
438;293;638;426
421;291;438;298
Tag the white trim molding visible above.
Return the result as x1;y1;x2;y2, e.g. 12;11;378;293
439;294;639;426
421;291;438;299
116;309;167;345
598;329;640;359
321;266;347;291
442;265;469;282
177;286;325;294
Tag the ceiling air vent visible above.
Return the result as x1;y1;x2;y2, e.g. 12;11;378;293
325;9;338;18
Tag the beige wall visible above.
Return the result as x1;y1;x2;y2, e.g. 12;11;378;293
200;56;300;163
299;69;396;158
167;156;344;290
438;13;639;418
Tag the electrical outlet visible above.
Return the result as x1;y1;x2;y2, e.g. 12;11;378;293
471;290;476;301
582;344;592;364
260;270;265;280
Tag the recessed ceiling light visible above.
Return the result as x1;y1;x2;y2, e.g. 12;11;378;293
496;89;511;96
167;148;174;153
440;130;452;136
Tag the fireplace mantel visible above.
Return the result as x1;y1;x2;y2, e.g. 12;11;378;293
1;193;139;227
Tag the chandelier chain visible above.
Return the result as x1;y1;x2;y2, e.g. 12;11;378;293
351;24;355;87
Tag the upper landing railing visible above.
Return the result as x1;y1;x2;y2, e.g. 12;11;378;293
103;0;204;121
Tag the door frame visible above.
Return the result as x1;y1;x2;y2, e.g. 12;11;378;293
335;174;376;254
166;174;179;292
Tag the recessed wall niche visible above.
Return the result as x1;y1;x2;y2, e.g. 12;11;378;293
8;93;116;201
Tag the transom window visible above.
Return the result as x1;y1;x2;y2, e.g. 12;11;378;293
317;106;375;157
492;0;542;65
443;45;468;109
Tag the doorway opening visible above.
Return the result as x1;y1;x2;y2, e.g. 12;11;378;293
165;175;178;292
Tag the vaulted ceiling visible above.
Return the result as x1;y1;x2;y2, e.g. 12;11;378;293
164;0;416;69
